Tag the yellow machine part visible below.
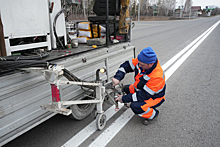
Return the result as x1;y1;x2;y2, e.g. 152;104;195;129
119;0;130;34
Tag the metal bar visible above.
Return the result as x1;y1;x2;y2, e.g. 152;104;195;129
189;0;191;20
58;80;101;86
18;67;47;73
66;44;135;71
114;23;116;39
90;23;94;38
97;24;100;38
96;86;105;113
138;0;140;21
106;0;109;47
0;15;6;56
105;58;109;82
10;42;49;52
60;100;101;105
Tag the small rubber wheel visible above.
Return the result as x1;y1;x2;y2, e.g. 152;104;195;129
96;113;107;130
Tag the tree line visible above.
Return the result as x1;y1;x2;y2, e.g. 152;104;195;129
63;0;220;20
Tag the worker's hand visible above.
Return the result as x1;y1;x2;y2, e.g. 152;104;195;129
115;94;123;103
112;78;120;86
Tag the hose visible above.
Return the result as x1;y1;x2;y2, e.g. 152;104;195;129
1;51;49;61
62;68;96;92
53;9;65;49
0;60;53;77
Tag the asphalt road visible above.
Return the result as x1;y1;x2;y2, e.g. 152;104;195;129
3;16;220;147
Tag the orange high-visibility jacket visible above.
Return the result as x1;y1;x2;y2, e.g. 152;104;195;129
114;58;166;103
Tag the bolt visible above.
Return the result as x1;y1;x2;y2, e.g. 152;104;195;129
82;58;87;63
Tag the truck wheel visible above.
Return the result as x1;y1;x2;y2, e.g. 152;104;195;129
69;103;96;120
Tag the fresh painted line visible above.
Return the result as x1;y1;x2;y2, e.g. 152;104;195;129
165;20;220;80
86;20;220;147
89;108;134;147
162;20;220;71
61;103;124;147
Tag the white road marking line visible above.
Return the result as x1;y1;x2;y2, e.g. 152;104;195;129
86;20;220;147
165;20;220;80
61;103;124;147
162;20;219;71
89;108;134;147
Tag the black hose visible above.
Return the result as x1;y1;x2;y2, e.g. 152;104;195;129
0;60;54;77
3;61;52;69
53;9;65;49
1;51;49;61
63;68;81;82
62;68;96;91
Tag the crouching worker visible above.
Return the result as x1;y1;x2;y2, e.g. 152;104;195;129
112;47;166;125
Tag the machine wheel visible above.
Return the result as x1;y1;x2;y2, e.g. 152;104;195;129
96;113;107;130
69;103;96;120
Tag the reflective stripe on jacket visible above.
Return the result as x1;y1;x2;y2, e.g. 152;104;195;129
114;58;166;103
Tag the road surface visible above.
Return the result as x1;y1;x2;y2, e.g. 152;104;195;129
3;16;220;147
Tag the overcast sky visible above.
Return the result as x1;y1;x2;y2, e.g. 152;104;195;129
177;0;220;9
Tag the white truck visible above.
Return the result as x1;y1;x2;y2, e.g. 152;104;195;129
0;0;135;146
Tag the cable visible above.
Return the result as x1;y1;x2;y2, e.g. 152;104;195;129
2;51;49;61
0;60;54;77
53;9;65;49
62;68;96;92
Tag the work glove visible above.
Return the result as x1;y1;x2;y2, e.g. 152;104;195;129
115;94;123;103
112;78;120;86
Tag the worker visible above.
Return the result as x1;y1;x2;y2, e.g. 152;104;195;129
112;47;166;125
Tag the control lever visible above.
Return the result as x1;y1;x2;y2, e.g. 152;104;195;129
113;86;119;111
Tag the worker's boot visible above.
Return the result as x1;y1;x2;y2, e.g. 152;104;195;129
142;110;159;125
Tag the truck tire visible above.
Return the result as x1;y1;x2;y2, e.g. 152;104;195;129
69;103;96;120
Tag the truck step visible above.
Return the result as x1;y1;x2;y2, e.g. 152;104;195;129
41;104;72;116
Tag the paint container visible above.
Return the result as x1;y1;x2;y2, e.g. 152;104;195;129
71;34;78;48
71;38;78;48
